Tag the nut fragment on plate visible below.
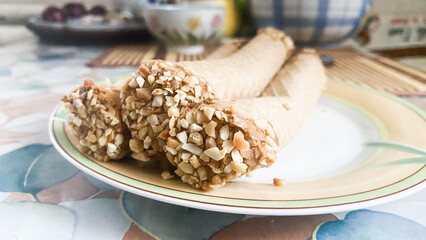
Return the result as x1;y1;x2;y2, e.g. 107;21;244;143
161;170;174;180
63;79;130;162
273;178;286;187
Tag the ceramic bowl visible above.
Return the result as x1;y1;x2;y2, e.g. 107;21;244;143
143;5;224;54
250;0;371;45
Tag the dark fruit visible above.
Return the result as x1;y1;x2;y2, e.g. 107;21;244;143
89;5;107;15
41;6;67;22
63;3;87;18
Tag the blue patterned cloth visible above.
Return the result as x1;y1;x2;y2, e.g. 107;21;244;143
250;0;371;44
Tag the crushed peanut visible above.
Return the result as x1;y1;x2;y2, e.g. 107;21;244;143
161;171;174;180
273;178;286;187
282;102;293;110
233;131;250;151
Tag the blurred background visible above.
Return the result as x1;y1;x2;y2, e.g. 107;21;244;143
0;0;424;53
0;2;425;239
0;0;424;72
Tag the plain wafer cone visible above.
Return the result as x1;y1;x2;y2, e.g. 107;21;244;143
207;46;326;147
232;49;327;148
180;29;294;100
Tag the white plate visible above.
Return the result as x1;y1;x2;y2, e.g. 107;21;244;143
50;80;426;215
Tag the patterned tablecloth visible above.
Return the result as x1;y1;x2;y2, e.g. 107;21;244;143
0;40;425;240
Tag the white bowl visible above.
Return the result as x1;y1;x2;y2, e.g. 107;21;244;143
143;5;224;55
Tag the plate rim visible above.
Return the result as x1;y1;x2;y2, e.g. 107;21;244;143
49;79;426;215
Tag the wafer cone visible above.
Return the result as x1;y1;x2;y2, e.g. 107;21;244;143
207;45;325;147
63;79;130;161
120;28;294;162
168;49;326;190
180;29;293;99
234;49;326;148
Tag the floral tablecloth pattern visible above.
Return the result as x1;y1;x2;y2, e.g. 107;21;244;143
0;40;425;240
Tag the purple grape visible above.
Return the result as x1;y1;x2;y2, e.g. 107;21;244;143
63;3;87;18
42;6;67;22
89;5;107;15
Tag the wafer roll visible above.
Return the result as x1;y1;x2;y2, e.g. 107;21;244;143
63;79;130;161
168;49;326;190
180;28;293;99
242;49;327;148
120;28;294;162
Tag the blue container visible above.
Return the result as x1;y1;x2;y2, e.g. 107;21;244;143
250;0;371;45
